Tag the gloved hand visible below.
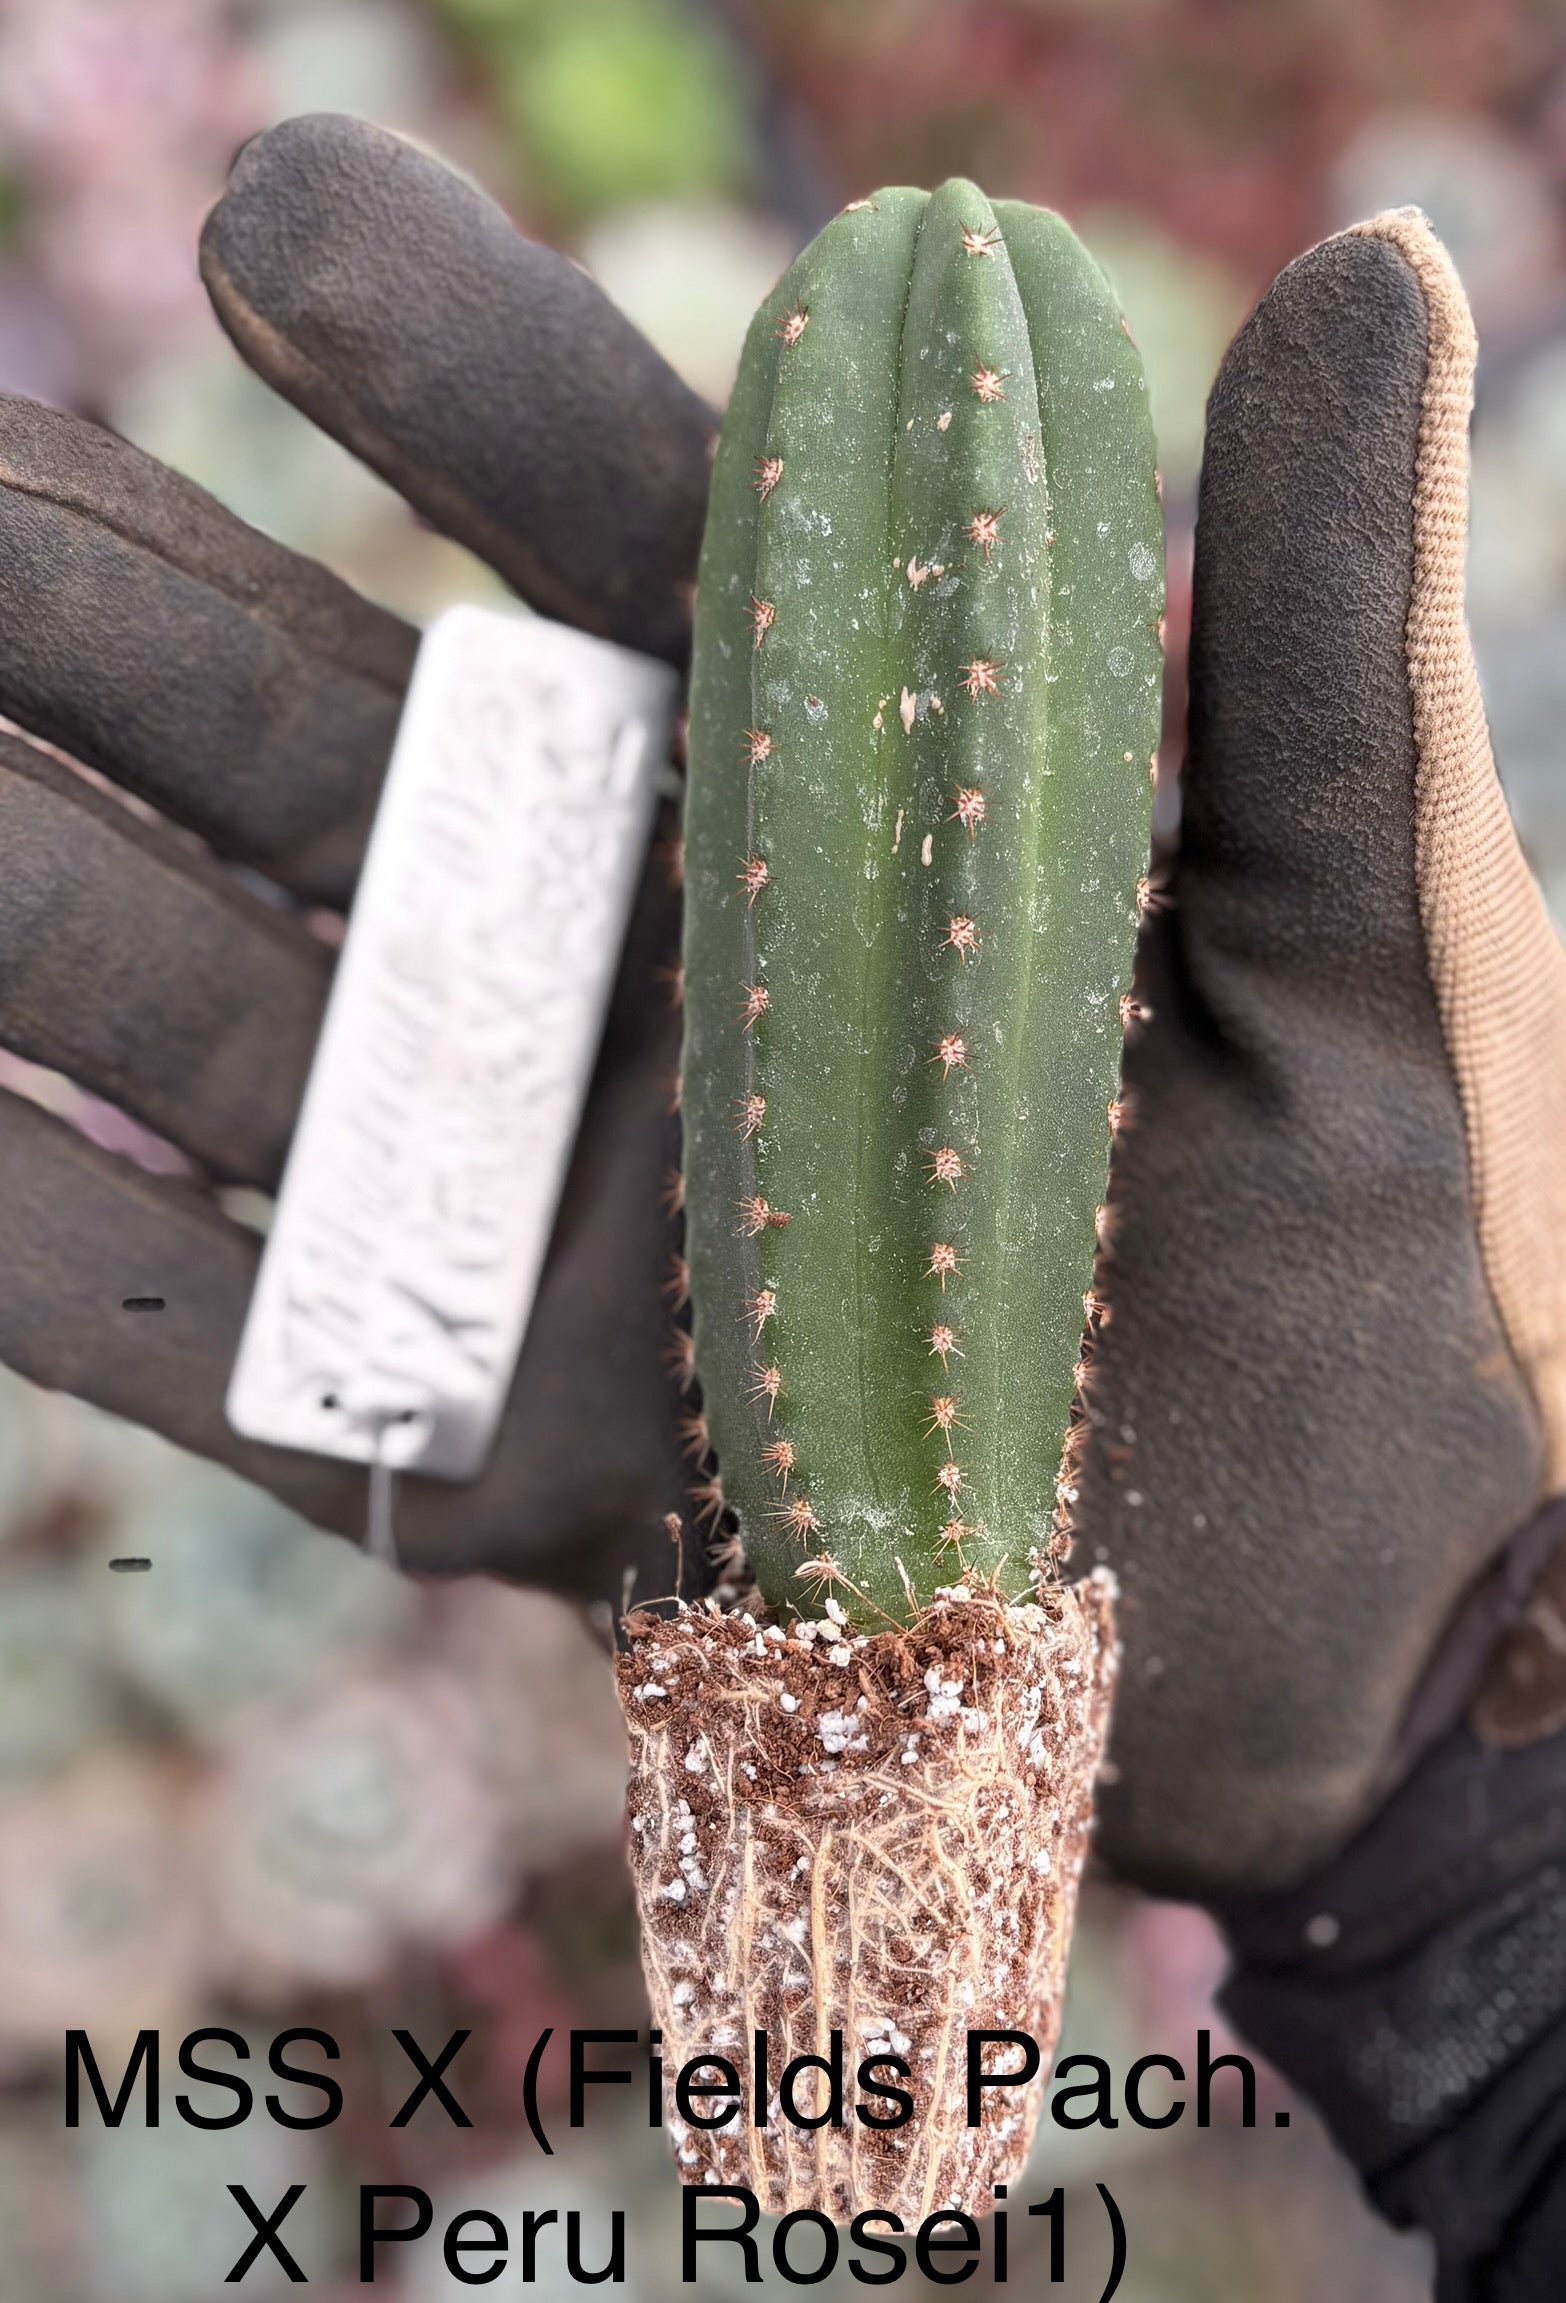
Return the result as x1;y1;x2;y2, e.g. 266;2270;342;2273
1072;208;1566;2299
0;112;716;1604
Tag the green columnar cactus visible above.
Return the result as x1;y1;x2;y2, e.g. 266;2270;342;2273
683;180;1163;1630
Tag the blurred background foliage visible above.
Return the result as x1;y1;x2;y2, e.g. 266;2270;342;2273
1;0;1563;2292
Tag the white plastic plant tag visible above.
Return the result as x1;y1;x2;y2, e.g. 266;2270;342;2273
227;602;679;1481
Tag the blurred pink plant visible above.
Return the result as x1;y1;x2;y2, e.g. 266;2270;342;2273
1122;1896;1294;2125
0;1754;208;2053
444;1919;581;2117
0;1044;192;1178
0;0;262;382
202;1662;514;1998
422;1580;629;1871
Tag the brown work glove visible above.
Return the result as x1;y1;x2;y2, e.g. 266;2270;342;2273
1071;207;1566;2299
1083;206;1566;1901
0;113;713;1604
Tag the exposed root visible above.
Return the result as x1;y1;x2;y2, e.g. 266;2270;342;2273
618;1570;1117;2222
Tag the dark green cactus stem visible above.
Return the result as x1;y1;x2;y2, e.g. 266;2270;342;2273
683;180;1163;1630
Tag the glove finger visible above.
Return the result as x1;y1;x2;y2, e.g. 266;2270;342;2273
200;112;717;667
0;729;325;1184
0;836;689;1602
0;396;415;905
1083;214;1555;1897
0;1083;360;1519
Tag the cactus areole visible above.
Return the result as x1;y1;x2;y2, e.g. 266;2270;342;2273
684;180;1163;1628
620;182;1162;2226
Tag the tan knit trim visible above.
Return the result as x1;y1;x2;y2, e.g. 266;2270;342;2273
1352;208;1566;1493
